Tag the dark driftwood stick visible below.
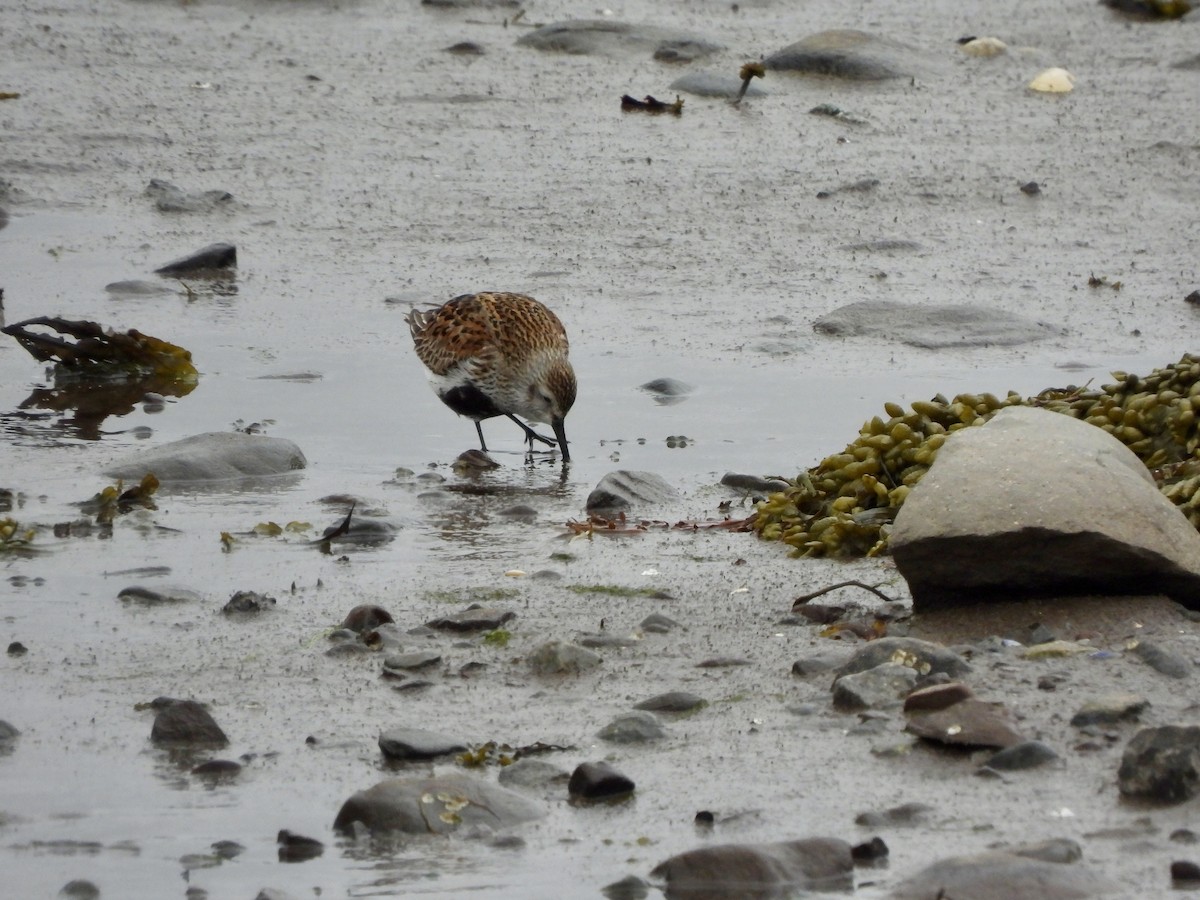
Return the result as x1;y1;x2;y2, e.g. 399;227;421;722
792;580;898;606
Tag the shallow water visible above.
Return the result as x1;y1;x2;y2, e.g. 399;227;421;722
2;0;1200;897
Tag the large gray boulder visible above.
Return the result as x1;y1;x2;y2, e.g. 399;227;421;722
891;406;1200;610
332;774;544;835
813;300;1055;349
104;432;307;483
650;837;854;895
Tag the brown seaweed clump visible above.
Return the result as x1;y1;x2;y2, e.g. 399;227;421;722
754;354;1200;558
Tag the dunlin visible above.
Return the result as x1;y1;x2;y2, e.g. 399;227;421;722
406;292;577;461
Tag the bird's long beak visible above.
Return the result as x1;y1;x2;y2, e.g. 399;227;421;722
552;419;570;462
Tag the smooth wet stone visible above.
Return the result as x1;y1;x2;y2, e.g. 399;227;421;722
814;299;1054;349
145;178;232;213
836;637;972;680
905;698;1025;749
984;740;1060;771
791;656;838;676
893;406;1200;610
597;710;666;744
383;650;442;671
154;241;237;275
634;691;706;713
1070;693;1149;727
696;656;752;668
763;29;923;80
342;604;395;633
832;662;918;711
892;849;1104;899
1118;726;1200;803
1129;640;1192;678
903;682;974;712
854;801;932;827
104;432;307;483
105;279;174;297
720;472;791;495
276;829;323;863
191;759;242;777
527;640;602;674
378;726;467;761
601;874;651;900
586;470;680;514
1011;838;1083;864
426;606;515;631
323;517;397;547
222;590;276;614
151;700;228;747
498;758;570;789
650;837;854;895
639;377;694;400
578;632;640;649
569;761;635;800
670;71;767;99
516;19;722;61
640;613;681;633
117;585;201;605
333;774;544;834
0;720;20;742
57;881;100;900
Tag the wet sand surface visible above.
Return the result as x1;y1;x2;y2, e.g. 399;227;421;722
2;0;1200;896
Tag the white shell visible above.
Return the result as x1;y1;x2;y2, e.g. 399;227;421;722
1028;67;1075;93
960;37;1007;58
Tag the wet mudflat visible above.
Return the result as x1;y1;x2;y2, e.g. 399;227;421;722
2;0;1200;897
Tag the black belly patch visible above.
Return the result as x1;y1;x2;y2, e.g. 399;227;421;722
440;384;502;420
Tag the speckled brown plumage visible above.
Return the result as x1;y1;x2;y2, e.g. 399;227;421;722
406;292;577;460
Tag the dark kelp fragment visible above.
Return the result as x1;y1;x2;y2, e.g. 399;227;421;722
2;316;198;382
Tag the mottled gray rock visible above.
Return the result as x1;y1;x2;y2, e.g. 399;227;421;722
597;710;666;744
814;299;1054;349
222;590;276;614
906;699;1025;749
1070;693;1149;727
640;613;680;633
153;241;236;275
670;71;767;99
105;279;174;297
517;20;721;60
146;178;233;213
57;881;100;900
569;761;635;800
1118;726;1200;803
586;470;680;514
498;758;570;789
117;585;201;605
342;605;395;633
1010;838;1083;865
104;432;306;483
836;637;972;680
383;650;442;672
1129;640;1192;678
983;740;1060;771
634;691;706;713
650;837;854;895
527;640;602;674
150;700;228;747
903;682;974;712
332;774;543;834
892;849;1104;899
791;656;838;677
577;632;640;649
378;727;467;761
854;802;932;827
720;472;790;495
892;407;1200;610
832;662;918;711
426;606;515;632
0;720;20;742
764;29;923;80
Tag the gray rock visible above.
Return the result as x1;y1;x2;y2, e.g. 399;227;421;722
569;761;635;800
984;740;1060;771
0;720;20;742
836;637;972;680
117;585;201;605
650;837;854;894
1118;726;1200;803
104;432;306;483
670;72;767;99
105;279;174;297
892;849;1104;899
383;650;442;672
153;242;236;275
634;691;706;713
146;178;233;213
1130;640;1192;678
597;710;666;744
577;632;640;649
791;657;838;677
832;662;918;711
639;377;694;399
906;699;1025;749
813;299;1055;349
426;606;515;631
854;801;932;827
378;726;467;761
892;407;1200;610
498;758;570;789
586;470;680;514
517;20;721;61
1070;693;1149;727
222;590;276;614
640;613;681;633
764;29;923;80
332;774;543;834
57;881;100;900
720;472;791;495
150;700;228;747
527;640;602;674
1011;838;1083;864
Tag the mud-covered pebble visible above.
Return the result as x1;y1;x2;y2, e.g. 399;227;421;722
569;761;635;800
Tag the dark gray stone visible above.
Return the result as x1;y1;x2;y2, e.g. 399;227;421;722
146;179;233;213
104;432;306;483
763;29;922;80
639;377;694;398
154;242;236;275
634;691;706;713
791;656;838;676
569;761;635;800
426;606;515;632
151;700;228;747
836;637;971;680
893;849;1103;900
527;640;602;674
1118;726;1200;803
1070;693;1149;727
1130;640;1192;678
832;663;918;711
720;472;791;494
906;699;1025;749
378;727;467;760
332;774;543;834
586;470;680;514
222;590;276;614
517;20;721;61
105;279;174;297
650;837;854;894
597;710;666;744
854;801;932;827
57;881;100;900
814;299;1055;349
892;407;1200;611
984;740;1060;771
117;585;201;605
640;613;680;633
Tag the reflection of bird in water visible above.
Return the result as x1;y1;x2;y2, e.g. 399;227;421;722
406;292;577;461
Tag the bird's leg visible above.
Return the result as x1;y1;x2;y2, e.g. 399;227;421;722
475;421;489;452
505;414;558;449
